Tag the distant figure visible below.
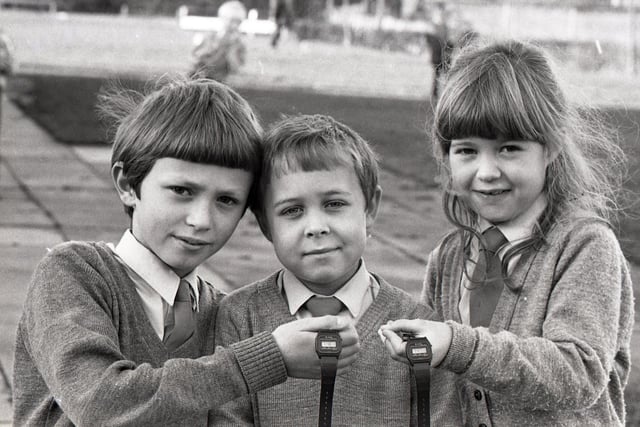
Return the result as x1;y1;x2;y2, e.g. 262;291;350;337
191;0;247;81
0;29;14;149
271;0;293;48
425;2;453;101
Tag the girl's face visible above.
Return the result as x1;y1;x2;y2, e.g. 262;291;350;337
449;137;552;227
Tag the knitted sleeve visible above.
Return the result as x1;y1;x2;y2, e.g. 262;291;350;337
439;221;634;411
14;243;284;426
210;286;261;424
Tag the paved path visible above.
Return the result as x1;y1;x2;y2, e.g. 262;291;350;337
0;94;453;423
1;93;639;425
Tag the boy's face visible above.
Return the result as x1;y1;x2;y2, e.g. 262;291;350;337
115;158;252;277
262;165;380;296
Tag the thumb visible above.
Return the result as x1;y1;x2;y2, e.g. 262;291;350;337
381;319;422;335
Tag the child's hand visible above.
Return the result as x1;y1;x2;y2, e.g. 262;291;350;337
378;319;452;367
272;316;359;379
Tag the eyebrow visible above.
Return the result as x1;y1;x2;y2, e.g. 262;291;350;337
271;189;352;209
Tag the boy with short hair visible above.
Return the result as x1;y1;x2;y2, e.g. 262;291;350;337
12;78;359;426
213;114;430;425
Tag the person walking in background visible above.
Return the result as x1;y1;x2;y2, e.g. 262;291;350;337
425;2;453;101
191;1;247;81
380;39;633;425
0;29;14;140
12;76;359;426
271;0;293;48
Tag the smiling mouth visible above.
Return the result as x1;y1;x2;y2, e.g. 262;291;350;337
475;189;510;196
175;236;211;247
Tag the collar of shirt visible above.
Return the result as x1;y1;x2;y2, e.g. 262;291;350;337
278;259;378;319
111;230;200;307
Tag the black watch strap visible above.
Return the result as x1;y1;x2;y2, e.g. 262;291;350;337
412;362;430;427
404;335;432;427
318;355;338;427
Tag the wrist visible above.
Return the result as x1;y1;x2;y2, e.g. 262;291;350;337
438;321;478;373
231;331;287;392
431;323;453;367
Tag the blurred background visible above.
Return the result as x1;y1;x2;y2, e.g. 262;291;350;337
0;0;639;425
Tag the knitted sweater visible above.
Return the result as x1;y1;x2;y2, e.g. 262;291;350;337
211;271;431;426
424;218;634;426
12;241;287;426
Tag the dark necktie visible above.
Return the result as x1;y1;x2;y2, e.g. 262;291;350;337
163;279;197;351
469;227;508;327
305;295;345;317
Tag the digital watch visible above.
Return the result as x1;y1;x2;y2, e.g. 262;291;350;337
404;335;432;427
315;330;342;427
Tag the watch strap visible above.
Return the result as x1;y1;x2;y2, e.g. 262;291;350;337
318;355;338;427
412;362;430;427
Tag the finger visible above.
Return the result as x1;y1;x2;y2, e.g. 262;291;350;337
382;333;410;365
380;318;425;335
338;340;360;359
294;315;350;332
338;328;359;347
380;328;406;355
336;352;359;373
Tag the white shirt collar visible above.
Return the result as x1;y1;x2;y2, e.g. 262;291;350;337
113;230;199;306
280;260;375;318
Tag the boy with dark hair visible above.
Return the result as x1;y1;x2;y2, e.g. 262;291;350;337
12;78;359;426
213;114;430;425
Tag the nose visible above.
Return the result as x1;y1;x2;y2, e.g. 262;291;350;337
475;153;502;181
185;200;213;231
304;210;330;238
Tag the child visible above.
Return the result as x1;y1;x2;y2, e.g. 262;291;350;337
380;40;634;425
0;28;13;137
191;0;247;82
211;114;431;425
12;77;359;426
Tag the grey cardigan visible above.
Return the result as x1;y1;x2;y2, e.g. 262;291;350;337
12;241;287;426
424;218;634;426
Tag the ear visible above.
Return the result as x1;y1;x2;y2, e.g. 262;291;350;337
111;162;139;209
544;143;560;167
365;185;383;232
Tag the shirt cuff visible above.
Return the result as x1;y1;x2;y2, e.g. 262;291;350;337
230;331;288;393
439;320;479;374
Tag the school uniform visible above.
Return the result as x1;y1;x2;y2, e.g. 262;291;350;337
12;235;287;426
424;215;634;426
212;261;431;426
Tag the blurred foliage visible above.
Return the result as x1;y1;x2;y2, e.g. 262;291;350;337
47;0;633;16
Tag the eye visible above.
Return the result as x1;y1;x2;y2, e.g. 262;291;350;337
452;147;476;156
325;200;347;209
169;186;192;196
500;144;522;153
280;206;303;217
218;195;240;206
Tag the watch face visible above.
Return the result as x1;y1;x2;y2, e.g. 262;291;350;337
405;337;432;364
316;331;342;356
